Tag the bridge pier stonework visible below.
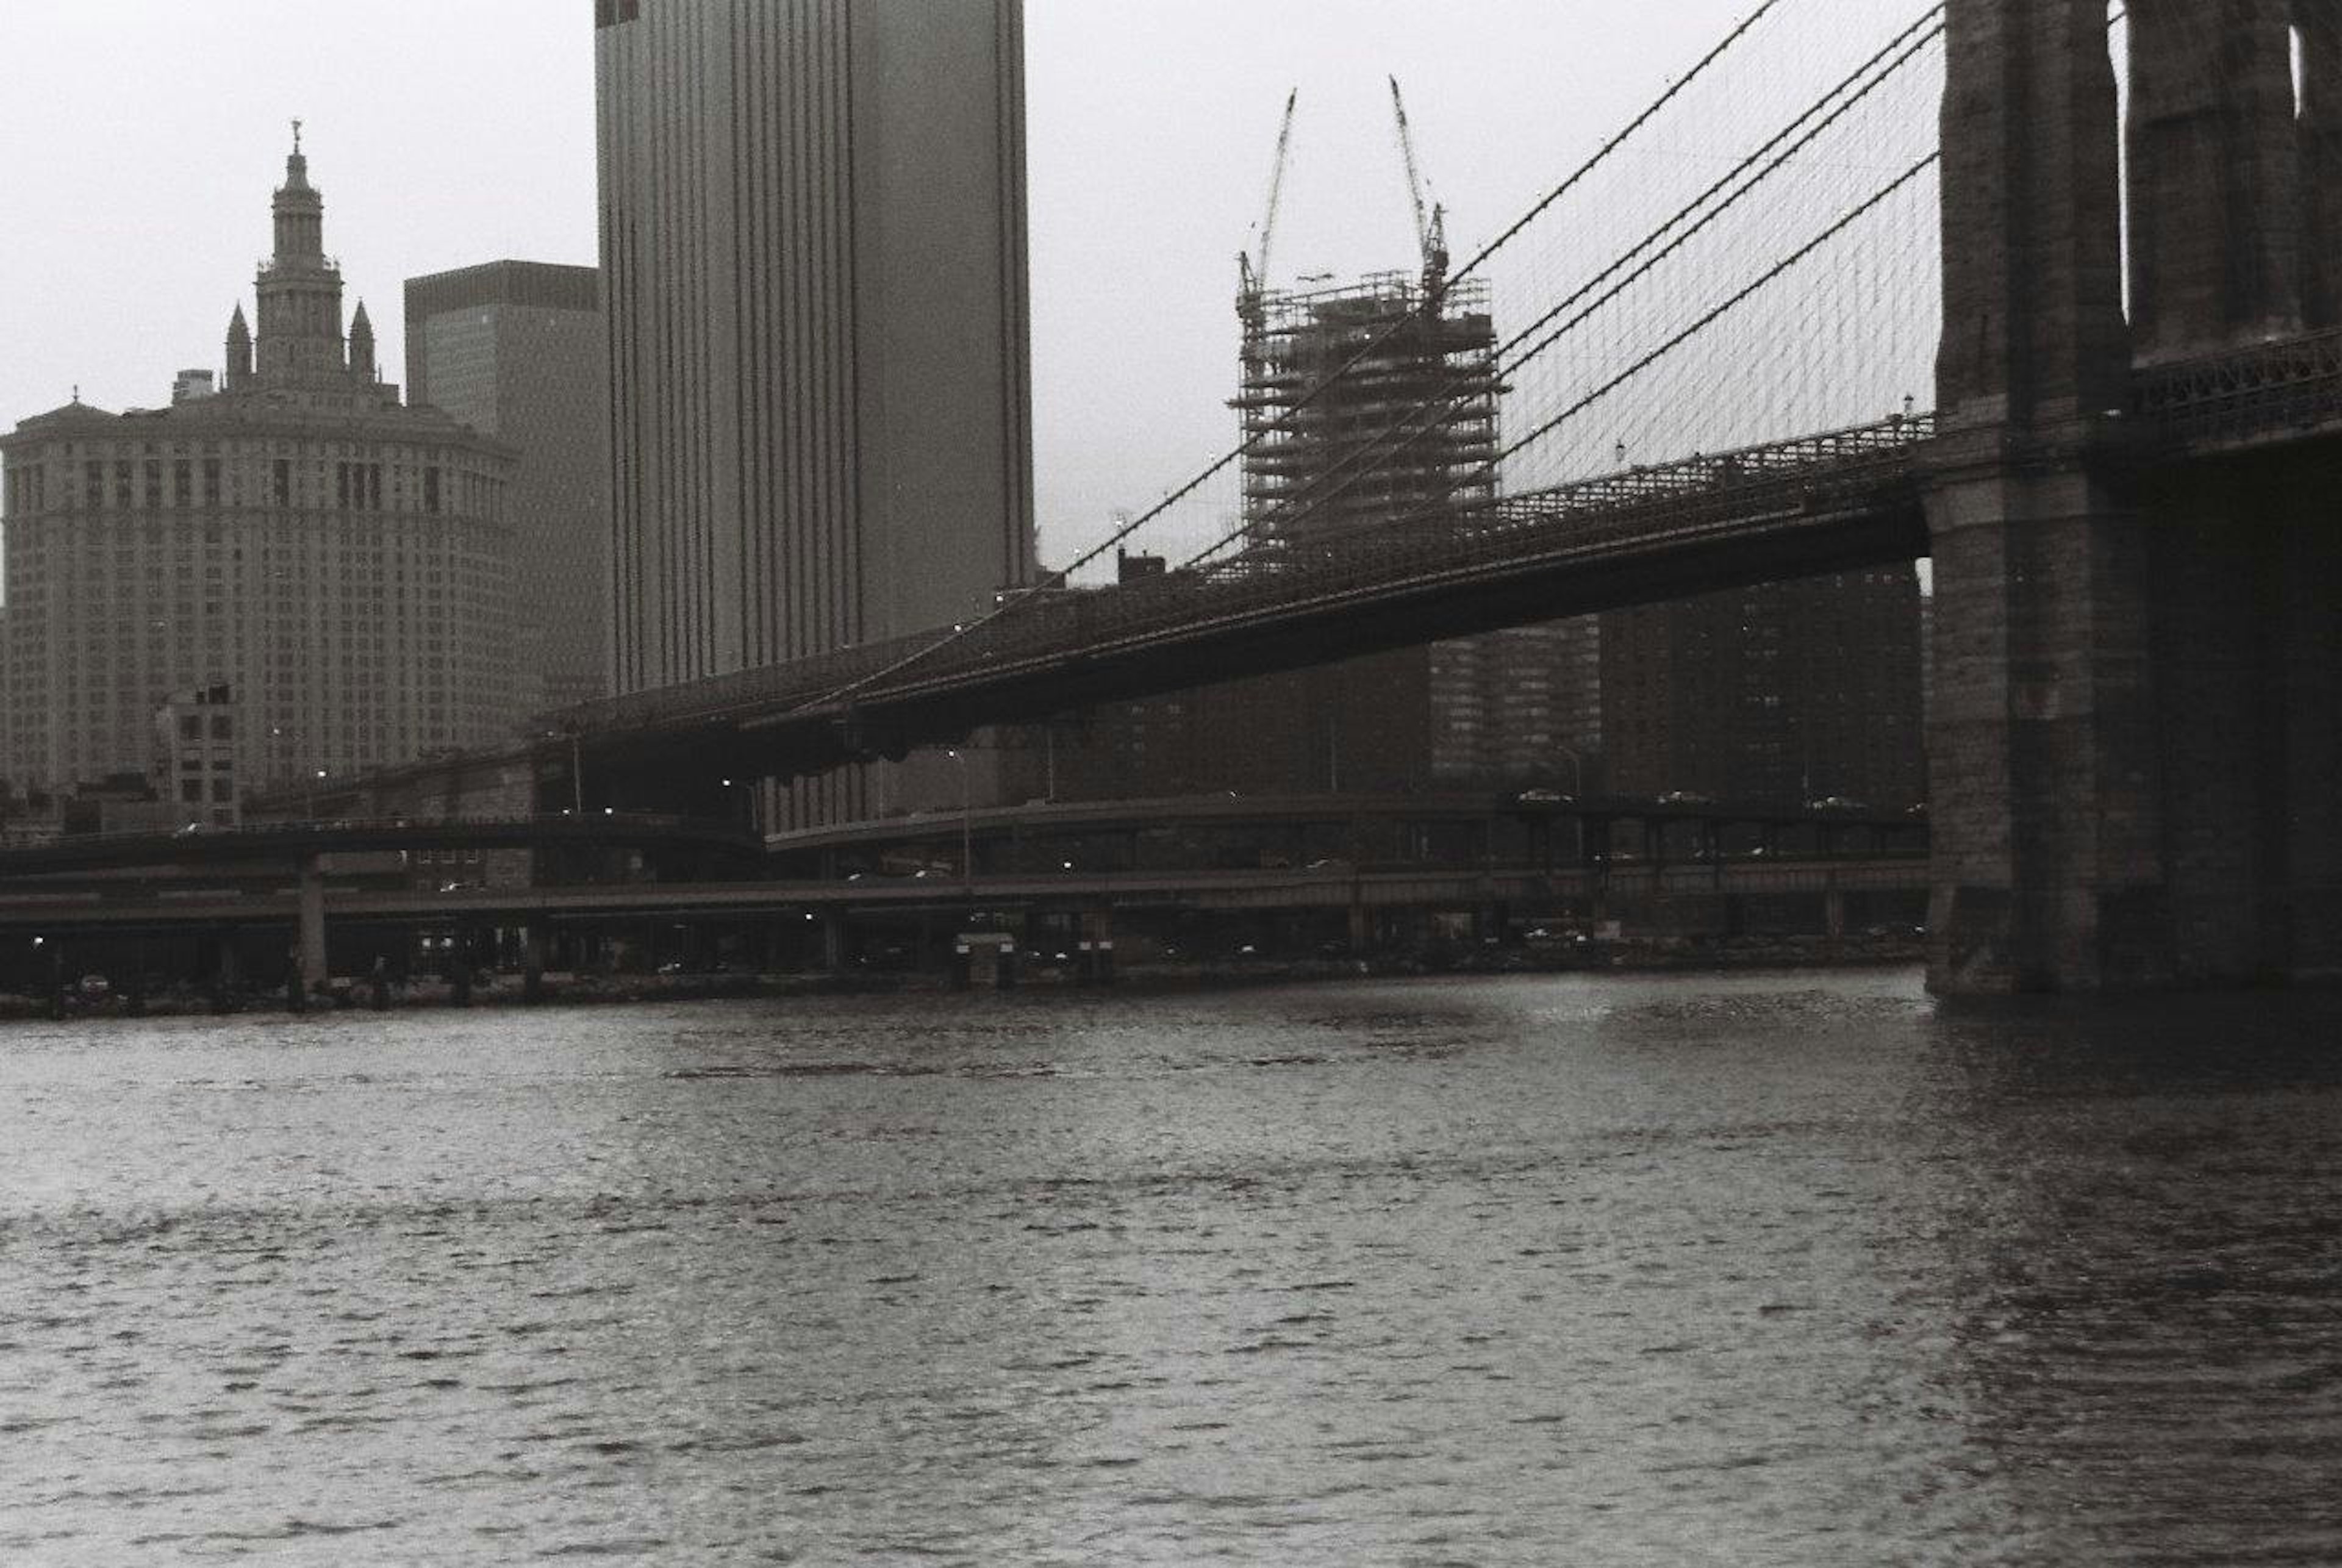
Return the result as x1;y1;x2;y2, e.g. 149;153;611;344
1930;0;2342;990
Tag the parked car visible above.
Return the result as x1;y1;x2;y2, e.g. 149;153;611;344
1655;790;1714;806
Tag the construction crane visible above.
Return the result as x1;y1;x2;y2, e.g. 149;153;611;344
1237;88;1298;327
1387;75;1449;301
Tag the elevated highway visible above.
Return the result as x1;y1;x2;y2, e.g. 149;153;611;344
0;857;1927;934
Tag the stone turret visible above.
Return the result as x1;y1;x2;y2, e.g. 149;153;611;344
348;299;376;382
224;304;253;392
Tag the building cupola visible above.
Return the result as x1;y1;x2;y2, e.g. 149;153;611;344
252;121;349;385
272;120;324;262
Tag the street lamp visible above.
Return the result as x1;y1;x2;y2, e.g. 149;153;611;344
308;768;326;822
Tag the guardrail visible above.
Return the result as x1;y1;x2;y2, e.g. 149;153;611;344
2134;327;2342;449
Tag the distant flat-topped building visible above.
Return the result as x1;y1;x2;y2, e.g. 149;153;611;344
1;140;518;798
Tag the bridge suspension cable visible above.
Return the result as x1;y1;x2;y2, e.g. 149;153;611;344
1175;6;1948;570
795;0;1795;715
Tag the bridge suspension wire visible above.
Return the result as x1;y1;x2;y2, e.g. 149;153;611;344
1174;149;1941;573
1436;0;1791;296
1173;7;1948;572
792;0;1795;715
1497;153;1940;469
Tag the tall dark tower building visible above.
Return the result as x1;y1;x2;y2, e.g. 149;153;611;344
407;260;609;714
595;0;1036;825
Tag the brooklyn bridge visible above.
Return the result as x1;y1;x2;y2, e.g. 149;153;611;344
10;0;2341;995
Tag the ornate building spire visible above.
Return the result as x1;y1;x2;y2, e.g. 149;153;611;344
252;127;346;385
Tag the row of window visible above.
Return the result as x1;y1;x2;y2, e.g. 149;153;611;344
7;455;498;520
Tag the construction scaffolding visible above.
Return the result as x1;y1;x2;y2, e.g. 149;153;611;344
1233;270;1503;543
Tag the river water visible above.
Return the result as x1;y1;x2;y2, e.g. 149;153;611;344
2;968;2338;1564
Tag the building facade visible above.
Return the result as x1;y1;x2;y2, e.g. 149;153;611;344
153;682;242;829
595;0;1036;825
0;142;518;798
406;260;609;715
1599;567;1926;808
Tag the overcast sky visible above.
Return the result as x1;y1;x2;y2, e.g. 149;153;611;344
0;1;1758;568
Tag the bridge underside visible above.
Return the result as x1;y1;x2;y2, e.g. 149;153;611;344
579;496;1929;803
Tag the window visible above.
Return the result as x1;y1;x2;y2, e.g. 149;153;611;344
179;715;201;741
209;714;231;740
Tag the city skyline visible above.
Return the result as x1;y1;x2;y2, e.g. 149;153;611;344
0;0;1755;575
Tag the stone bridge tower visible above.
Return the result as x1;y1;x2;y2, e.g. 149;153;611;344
1928;0;2342;992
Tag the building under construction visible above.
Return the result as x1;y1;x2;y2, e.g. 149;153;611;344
1020;86;1599;802
1233;269;1503;542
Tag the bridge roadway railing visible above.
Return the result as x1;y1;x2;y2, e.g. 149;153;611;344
2134;326;2342;451
550;415;1933;741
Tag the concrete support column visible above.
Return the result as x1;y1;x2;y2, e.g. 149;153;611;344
296;854;328;992
1347;891;1372;954
1926;445;2171;989
209;931;240;1013
820;910;847;973
1824;886;1847;940
1077;908;1114;984
521;925;548;1004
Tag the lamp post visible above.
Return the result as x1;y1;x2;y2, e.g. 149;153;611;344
307;768;326;822
947;748;972;897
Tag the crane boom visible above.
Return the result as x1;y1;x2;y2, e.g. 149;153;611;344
1242;88;1299;304
1388;75;1431;260
1388;75;1449;300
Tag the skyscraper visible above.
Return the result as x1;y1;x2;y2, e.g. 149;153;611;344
406;260;609;714
595;0;1036;825
0;140;517;798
